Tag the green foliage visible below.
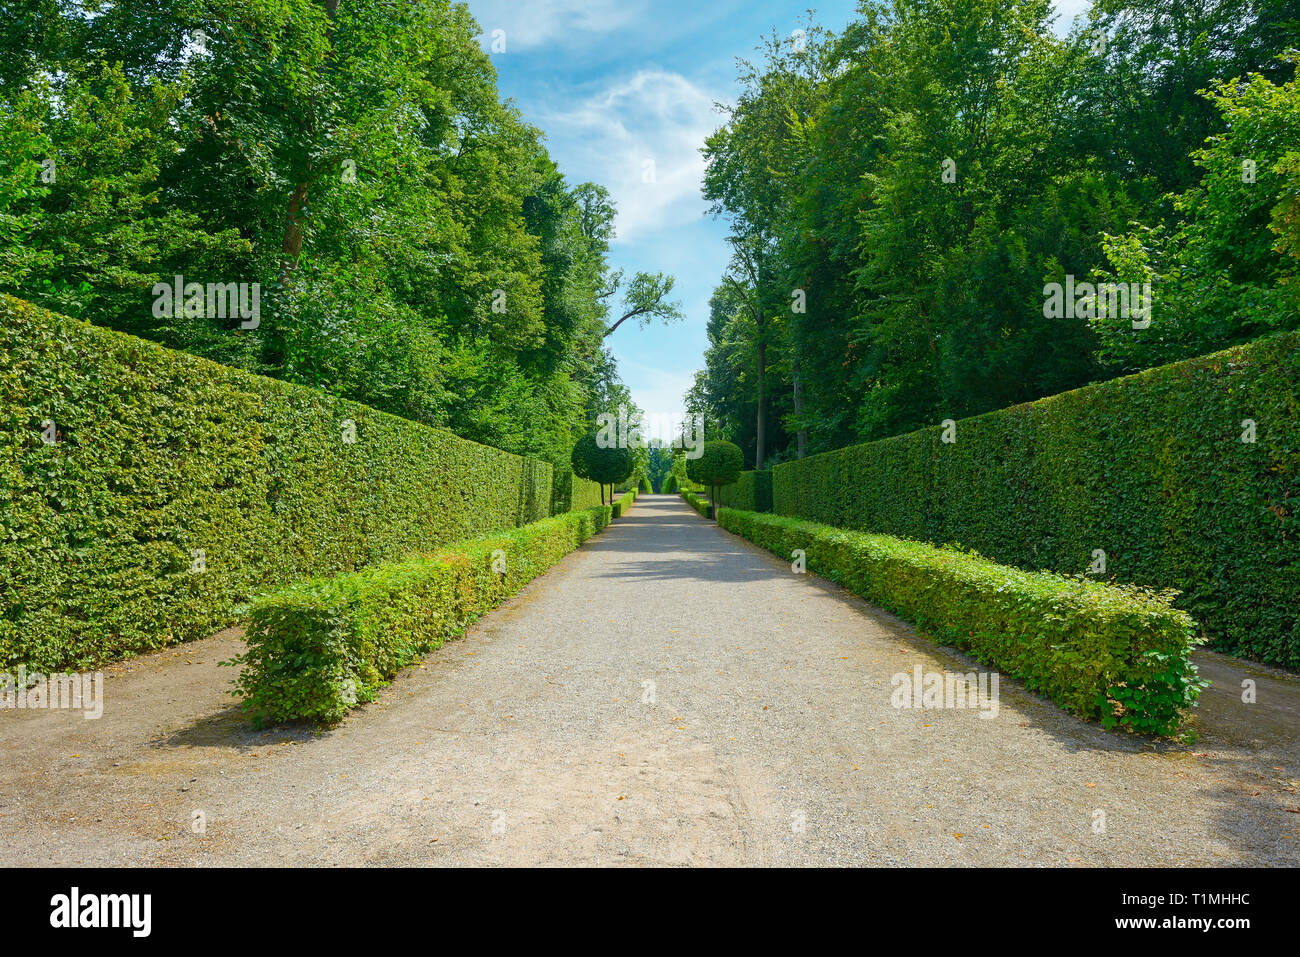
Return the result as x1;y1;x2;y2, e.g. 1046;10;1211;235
682;489;711;518
687;440;744;488
1085;0;1298;192
692;0;1298;462
686;440;744;515
234;506;613;724
0;63;251;337
0;0;661;473
718;508;1204;736
1091;59;1300;373
612;488;637;519
770;331;1300;667
718;470;773;512
661;474;678;493
646;445;674;492
0;297;557;673
570;433;634;489
552;467;604;515
602;270;685;337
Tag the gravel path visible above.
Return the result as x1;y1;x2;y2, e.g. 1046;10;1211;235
2;494;1297;866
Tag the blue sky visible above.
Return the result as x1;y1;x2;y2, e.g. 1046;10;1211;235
462;0;1093;437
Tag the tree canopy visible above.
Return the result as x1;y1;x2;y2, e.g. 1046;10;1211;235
0;0;675;477
692;0;1300;468
687;440;743;486
571;433;634;503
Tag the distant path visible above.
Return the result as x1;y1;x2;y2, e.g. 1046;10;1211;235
2;494;1297;866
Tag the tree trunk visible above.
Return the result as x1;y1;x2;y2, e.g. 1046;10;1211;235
791;349;807;459
755;337;767;469
279;181;310;282
277;0;343;283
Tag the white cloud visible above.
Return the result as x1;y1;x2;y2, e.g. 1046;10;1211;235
612;357;699;435
467;0;645;51
542;70;722;243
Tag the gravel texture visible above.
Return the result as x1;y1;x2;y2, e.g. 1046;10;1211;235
2;493;1297;866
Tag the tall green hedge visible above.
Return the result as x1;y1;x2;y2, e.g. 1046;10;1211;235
0;296;556;672
552;466;604;515
772;332;1300;667
718;470;773;512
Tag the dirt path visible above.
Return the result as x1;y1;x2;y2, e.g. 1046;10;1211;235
3;494;1297;866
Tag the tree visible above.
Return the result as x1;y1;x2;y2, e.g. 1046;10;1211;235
1081;0;1299;192
600;270;684;338
646;445;674;492
0;0;649;481
702;20;831;466
571;433;634;506
695;0;1298;459
1090;57;1300;372
687;440;744;519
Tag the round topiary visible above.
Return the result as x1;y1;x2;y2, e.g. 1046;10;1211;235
662;474;677;493
571;433;635;505
686;440;743;518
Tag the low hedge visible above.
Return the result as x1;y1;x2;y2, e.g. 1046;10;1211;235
771;332;1300;667
718;470;773;512
718;508;1203;735
683;489;711;518
234;505;614;723
1;296;557;672
612;487;637;518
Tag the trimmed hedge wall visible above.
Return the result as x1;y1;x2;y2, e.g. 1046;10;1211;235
235;505;614;723
718;509;1202;735
552;467;604;515
718;470;773;512
0;296;557;672
612;487;637;518
772;332;1300;667
682;489;711;518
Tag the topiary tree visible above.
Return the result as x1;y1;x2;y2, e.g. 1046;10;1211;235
662;473;677;493
686;440;743;519
571;433;634;506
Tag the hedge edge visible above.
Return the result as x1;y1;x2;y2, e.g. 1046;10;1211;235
682;489;710;517
1;295;560;672
612;487;637;518
770;331;1300;667
232;505;615;723
717;507;1204;736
